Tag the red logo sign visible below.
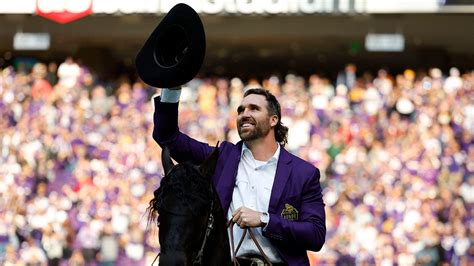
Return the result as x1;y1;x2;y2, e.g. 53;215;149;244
36;0;93;24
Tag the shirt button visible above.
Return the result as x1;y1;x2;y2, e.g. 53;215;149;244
251;186;255;190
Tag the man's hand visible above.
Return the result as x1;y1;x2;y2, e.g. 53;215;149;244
232;207;262;228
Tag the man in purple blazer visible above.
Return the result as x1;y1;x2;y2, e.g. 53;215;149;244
153;87;325;265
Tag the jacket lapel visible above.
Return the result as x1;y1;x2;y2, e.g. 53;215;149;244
268;147;292;213
216;141;243;213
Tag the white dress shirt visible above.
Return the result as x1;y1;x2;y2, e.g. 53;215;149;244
228;143;283;263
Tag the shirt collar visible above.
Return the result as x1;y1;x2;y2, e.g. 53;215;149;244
241;142;280;164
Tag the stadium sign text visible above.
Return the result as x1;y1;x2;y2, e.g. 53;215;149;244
92;0;364;14
1;0;463;16
36;0;92;24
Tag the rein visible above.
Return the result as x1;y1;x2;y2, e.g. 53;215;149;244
227;220;273;266
194;215;274;266
151;210;273;266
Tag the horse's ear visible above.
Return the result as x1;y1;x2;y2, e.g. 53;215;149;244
161;145;175;175
199;142;220;178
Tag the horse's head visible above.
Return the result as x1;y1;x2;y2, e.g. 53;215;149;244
147;144;229;265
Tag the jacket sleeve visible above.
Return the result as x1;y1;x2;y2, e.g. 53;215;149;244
152;96;213;164
263;168;326;251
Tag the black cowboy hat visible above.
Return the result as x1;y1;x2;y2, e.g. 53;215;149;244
135;3;206;88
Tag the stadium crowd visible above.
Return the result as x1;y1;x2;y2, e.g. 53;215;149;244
0;58;473;266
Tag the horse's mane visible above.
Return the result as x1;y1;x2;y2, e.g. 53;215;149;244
147;162;214;225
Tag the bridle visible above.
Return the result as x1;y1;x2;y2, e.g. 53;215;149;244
227;220;273;266
192;199;215;265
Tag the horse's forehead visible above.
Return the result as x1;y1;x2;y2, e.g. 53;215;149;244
168;163;200;177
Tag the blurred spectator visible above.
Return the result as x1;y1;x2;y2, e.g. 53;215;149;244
57;57;80;89
30;63;53;100
98;223;119;266
76;223;99;264
41;225;64;266
19;235;47;265
45;62;58;87
444;67;463;95
336;63;357;90
68;249;85;266
197;79;217;116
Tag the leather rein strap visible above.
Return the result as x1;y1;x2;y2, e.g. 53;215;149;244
227;220;273;266
151;207;273;266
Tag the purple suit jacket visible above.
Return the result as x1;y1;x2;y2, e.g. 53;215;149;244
153;98;326;266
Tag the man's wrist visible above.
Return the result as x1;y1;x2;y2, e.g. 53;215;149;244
160;87;181;103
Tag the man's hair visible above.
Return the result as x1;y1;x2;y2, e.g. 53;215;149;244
243;88;288;146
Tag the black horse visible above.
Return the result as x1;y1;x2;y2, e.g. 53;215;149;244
147;145;232;266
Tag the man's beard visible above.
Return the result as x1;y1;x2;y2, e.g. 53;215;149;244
237;118;271;141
